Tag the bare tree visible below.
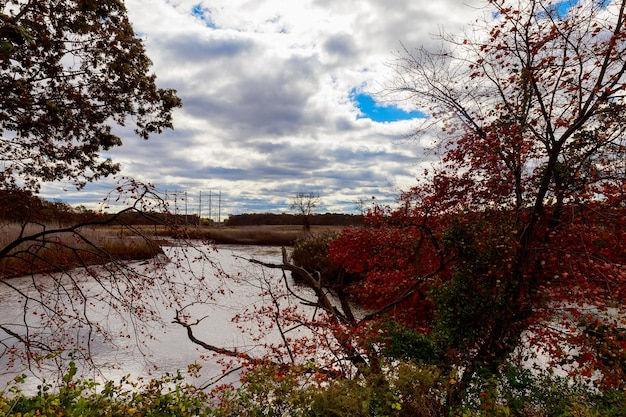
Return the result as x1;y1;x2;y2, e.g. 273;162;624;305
0;180;217;380
0;0;192;378
290;193;321;233
173;247;368;385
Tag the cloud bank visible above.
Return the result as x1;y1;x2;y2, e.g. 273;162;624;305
41;0;485;217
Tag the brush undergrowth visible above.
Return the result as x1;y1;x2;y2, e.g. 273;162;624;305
0;363;211;417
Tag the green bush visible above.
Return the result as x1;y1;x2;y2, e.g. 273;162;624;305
209;360;445;417
2;361;625;416
366;319;441;364
290;231;344;285
451;364;626;417
0;363;211;417
208;364;304;417
297;360;446;417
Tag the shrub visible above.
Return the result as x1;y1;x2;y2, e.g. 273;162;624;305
208;360;446;417
290;231;356;286
209;364;304;417
7;361;622;417
297;360;446;417
366;319;441;364
450;364;626;417
0;363;211;417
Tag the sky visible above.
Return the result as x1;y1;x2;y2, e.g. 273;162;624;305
40;0;486;218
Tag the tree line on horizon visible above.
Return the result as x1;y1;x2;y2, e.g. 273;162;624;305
225;212;363;227
0;189;201;226
0;189;364;228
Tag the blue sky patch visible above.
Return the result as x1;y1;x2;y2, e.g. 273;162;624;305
351;89;426;122
545;0;579;18
192;4;216;28
540;0;609;19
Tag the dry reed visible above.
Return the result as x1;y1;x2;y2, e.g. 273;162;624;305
0;222;162;279
148;224;345;246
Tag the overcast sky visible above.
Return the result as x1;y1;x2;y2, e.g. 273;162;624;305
41;0;486;218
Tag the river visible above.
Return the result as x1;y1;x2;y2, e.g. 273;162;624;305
0;244;297;393
0;242;586;395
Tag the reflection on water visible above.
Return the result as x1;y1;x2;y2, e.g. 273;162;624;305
0;244;286;392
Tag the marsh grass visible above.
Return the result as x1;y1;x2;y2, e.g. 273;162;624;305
147;224;345;246
194;225;304;245
0;223;347;278
0;222;162;279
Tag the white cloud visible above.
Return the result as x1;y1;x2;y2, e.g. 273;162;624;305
40;0;485;215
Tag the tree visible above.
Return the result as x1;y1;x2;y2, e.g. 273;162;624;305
173;2;626;411
290;193;321;233
0;0;181;192
328;0;626;400
0;1;208;378
0;180;216;377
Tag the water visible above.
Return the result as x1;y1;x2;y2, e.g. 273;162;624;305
0;243;610;394
0;244;291;392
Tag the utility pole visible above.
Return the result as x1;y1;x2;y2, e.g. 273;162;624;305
198;190;202;226
164;189;168;224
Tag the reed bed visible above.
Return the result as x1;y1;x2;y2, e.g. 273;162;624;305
146;224;345;246
0;222;348;278
189;225;304;245
0;222;162;279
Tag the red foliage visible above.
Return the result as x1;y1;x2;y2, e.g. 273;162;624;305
330;191;626;387
329;204;448;328
200;0;626;396
326;0;626;389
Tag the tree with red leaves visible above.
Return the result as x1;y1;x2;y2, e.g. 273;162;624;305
172;1;626;413
330;0;626;399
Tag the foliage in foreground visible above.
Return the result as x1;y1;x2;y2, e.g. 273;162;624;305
3;359;625;417
0;363;211;417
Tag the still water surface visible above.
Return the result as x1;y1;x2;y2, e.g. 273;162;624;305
0;243;599;393
0;244;289;392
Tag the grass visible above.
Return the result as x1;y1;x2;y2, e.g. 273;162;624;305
0;222;162;279
146;224;347;246
0;222;351;279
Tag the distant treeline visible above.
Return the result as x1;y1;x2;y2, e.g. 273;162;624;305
0;190;362;228
226;213;363;227
0;189;78;224
0;189;200;226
